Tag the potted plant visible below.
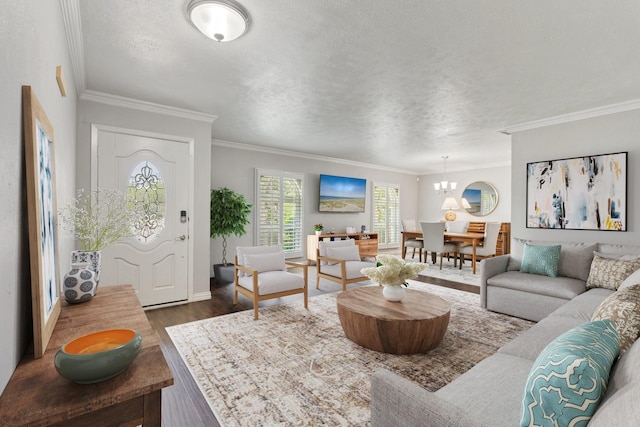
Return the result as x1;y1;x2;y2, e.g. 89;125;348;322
361;255;428;302
314;223;324;236
210;187;252;283
59;188;141;284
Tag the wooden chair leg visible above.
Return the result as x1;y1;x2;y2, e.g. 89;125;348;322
316;275;320;289
403;246;407;259
253;298;259;320
439;254;443;270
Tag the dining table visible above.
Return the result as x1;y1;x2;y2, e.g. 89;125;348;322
401;230;485;274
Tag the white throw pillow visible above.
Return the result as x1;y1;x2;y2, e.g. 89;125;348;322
619;267;640;290
325;245;361;265
243;251;286;274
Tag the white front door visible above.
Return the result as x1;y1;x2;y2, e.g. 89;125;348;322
95;127;190;307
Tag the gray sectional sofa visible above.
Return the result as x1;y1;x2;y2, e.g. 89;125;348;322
370;240;640;426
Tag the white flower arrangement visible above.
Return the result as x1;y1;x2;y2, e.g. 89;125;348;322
59;188;142;251
361;254;428;287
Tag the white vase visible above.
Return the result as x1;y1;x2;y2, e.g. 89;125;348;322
315;230;322;236
382;285;405;302
63;262;97;304
71;250;102;289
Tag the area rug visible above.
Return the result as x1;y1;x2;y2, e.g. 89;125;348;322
418;262;480;287
167;281;532;426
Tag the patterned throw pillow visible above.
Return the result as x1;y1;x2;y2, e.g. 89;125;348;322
592;284;640;355
586;255;640;290
520;244;561;277
520;320;620;427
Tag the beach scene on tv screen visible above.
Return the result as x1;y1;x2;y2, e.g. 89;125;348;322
319;174;366;212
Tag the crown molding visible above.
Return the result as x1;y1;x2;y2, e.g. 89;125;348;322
501;98;640;134
81;90;217;123
211;139;421;175
60;0;86;95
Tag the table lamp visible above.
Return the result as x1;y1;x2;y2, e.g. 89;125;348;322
441;197;460;221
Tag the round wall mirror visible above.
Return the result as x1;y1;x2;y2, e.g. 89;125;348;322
461;181;499;216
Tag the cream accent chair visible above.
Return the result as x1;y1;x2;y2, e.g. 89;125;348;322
459;222;501;271
316;239;376;291
420;221;459;270
401;219;424;262
234;245;308;320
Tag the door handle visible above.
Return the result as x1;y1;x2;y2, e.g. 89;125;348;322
176;235;187;241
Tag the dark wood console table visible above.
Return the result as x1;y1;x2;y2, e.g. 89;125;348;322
0;285;173;426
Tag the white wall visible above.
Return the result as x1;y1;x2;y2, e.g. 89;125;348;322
210;142;419;273
511;109;640;244
0;1;77;392
418;165;512;223
76;100;212;300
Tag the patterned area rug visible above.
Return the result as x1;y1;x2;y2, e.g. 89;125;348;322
167;281;532;426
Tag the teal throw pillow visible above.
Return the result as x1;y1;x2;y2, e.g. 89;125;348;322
520;319;620;427
520;244;561;277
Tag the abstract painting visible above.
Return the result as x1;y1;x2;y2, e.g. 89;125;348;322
23;86;61;358
526;152;627;231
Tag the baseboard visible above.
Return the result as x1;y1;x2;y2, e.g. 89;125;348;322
190;291;212;302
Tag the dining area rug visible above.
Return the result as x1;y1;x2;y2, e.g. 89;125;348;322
166;281;532;426
416;260;480;287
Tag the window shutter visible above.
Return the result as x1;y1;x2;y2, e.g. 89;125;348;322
372;183;400;248
255;169;304;257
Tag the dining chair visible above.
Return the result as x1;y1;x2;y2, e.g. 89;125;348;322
401;219;423;262
234;245;308;320
459;222;502;271
420;221;459;270
316;239;376;291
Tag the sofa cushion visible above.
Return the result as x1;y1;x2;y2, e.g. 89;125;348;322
547;288;613;320
586;255;640;290
593;251;640;261
243;251;286;274
320;260;375;280
520;319;620;427
520;244;561;277
325;244;361;265
236;245;283;277
318;239;356;265
508;239;597;281
592;284;640;355
436;353;534;427
499;315;586;361
486;271;586;301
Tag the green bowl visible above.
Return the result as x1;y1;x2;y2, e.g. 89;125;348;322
54;329;142;384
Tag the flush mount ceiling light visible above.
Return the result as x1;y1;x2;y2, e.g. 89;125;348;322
187;0;250;42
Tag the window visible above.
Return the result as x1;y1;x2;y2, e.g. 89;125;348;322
129;161;165;243
255;169;304;258
372;183;400;248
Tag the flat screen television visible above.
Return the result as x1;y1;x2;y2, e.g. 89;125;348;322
319;174;367;212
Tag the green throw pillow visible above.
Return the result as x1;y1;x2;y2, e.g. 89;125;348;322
520;319;620;427
520;244;561;277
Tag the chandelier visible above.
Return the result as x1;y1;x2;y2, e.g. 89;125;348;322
433;156;457;193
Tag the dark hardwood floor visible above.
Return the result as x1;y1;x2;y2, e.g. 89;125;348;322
145;258;477;427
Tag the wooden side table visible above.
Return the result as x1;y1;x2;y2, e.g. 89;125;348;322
0;285;173;426
336;286;451;355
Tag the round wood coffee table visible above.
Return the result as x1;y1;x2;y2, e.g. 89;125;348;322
336;286;451;354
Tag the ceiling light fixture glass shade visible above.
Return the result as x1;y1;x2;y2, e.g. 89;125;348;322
187;0;250;42
434;156;457;193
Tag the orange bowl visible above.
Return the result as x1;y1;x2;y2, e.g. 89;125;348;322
54;329;142;384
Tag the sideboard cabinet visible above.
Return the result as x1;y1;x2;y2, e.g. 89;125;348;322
307;232;378;263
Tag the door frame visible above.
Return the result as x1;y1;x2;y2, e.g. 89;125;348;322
90;124;196;306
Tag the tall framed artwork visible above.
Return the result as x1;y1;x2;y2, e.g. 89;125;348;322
526;152;627;231
23;86;61;358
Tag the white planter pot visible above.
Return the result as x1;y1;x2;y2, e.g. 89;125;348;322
382;285;405;302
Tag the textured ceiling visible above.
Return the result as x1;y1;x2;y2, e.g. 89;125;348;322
76;1;640;173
